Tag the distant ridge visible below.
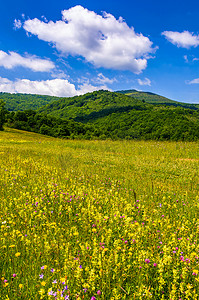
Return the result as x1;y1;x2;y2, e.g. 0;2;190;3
117;89;199;109
1;89;199;112
4;89;199;141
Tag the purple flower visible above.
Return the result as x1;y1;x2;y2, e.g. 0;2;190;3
51;268;55;273
91;297;96;300
52;279;57;284
41;266;45;270
79;265;82;269
13;274;17;278
39;273;44;279
145;259;150;264
48;291;54;295
153;263;157;267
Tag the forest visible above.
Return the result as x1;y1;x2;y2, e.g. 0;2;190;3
1;90;199;141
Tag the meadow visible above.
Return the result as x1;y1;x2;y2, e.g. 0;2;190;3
0;128;199;299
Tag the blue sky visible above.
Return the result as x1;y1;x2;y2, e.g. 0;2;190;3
0;0;199;102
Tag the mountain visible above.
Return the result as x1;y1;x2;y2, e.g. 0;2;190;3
118;89;199;110
0;92;58;111
37;90;146;122
6;90;199;141
1;89;199;112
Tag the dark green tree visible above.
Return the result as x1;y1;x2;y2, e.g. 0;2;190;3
0;100;7;130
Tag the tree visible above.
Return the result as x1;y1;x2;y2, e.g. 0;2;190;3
0;100;7;130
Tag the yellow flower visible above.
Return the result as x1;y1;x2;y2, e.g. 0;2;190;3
19;284;23;289
39;289;45;295
15;252;21;257
41;281;46;286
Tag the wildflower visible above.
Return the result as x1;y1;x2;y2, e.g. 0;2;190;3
51;268;55;273
52;279;57;284
153;263;157;267
19;284;23;288
145;259;150;264
91;297;96;300
41;281;46;286
48;290;54;296
39;289;45;295
97;290;102;295
15;252;21;257
39;274;44;279
12;274;16;278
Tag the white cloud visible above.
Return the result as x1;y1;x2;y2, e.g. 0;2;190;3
22;5;156;73
0;50;55;72
13;19;22;30
137;77;151;86
162;30;199;48
0;77;107;97
186;78;199;84
184;55;188;63
95;73;117;84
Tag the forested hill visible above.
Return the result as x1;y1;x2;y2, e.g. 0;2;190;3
0;92;58;111
1;89;199;112
5;90;199;141
37;90;146;121
118;89;199;110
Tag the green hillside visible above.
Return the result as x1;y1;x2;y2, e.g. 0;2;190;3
37;90;145;121
5;90;199;141
0;92;58;111
118;89;199;109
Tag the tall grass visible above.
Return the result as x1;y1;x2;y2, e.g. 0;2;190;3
0;128;199;299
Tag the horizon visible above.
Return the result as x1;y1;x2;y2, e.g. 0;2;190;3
1;0;199;103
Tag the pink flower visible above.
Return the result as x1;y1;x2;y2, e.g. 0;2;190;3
97;290;101;295
145;259;150;264
153;263;157;267
13;274;17;278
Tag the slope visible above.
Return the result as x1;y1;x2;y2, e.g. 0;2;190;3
118;89;199;109
37;90;146;122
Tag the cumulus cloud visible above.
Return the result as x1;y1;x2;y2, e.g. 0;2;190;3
13;19;22;30
162;30;199;48
0;50;55;72
95;73;117;84
186;78;199;84
137;77;151;86
0;77;107;97
22;5;156;73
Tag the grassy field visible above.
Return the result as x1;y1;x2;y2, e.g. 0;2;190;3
0;128;199;299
